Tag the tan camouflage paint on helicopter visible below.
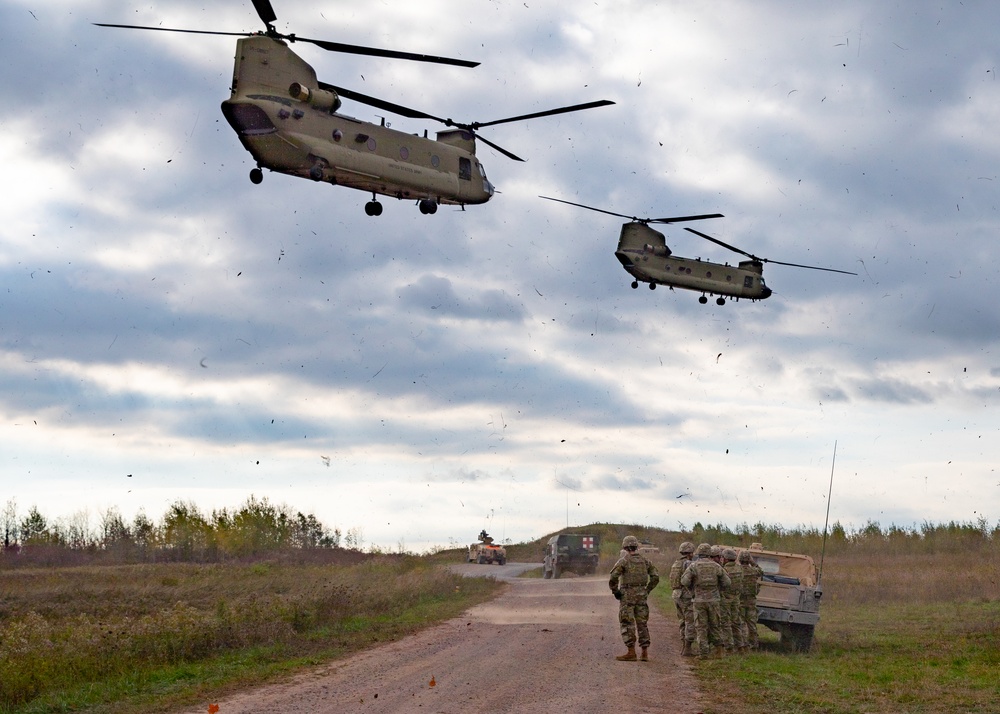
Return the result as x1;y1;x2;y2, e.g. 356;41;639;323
223;37;494;211
615;223;772;301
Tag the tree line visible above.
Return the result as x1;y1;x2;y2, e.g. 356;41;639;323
0;496;362;565
683;517;1000;556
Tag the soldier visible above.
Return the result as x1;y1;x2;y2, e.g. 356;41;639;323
669;541;696;656
680;542;731;659
721;548;746;653
609;535;660;661
738;550;763;650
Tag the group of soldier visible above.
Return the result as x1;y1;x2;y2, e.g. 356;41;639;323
609;535;762;662
671;541;762;658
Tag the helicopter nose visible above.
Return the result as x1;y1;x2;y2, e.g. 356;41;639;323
761;286;773;299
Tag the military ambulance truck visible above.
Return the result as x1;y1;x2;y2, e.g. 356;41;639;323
542;533;601;578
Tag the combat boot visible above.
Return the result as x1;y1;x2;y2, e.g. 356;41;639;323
639;646;648;661
615;646;637;661
681;640;694;657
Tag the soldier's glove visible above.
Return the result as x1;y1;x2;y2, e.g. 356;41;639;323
613;590;623;600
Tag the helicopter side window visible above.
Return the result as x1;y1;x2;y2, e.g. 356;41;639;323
458;157;472;181
743;275;754;289
222;103;277;136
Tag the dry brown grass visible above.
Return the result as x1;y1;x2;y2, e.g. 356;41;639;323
0;556;502;711
819;550;1000;605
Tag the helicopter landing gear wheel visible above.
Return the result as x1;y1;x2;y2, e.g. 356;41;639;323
249;167;263;185
631;281;639;289
309;165;323;181
716;297;726;306
648;282;656;290
364;200;383;217
698;295;708;304
418;199;438;215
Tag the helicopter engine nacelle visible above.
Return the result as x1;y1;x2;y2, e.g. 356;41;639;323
644;243;672;258
289;83;342;113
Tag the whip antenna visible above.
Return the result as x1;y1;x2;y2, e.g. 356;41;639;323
819;440;837;585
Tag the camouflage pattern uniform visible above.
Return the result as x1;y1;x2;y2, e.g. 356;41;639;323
669;541;696;655
680;543;731;658
738;550;763;649
609;535;660;659
721;548;746;652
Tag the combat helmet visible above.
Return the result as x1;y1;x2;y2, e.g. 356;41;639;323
622;535;640;549
695;542;712;557
678;541;695;555
738;550;752;563
722;547;737;561
709;545;722;558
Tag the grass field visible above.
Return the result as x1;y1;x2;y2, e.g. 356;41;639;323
652;550;1000;714
0;553;502;714
3;523;999;713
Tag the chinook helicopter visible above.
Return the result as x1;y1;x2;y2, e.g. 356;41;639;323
96;1;613;216
540;196;856;305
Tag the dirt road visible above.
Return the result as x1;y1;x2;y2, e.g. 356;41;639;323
178;563;705;713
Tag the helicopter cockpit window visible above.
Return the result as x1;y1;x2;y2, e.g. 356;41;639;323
458;157;472;181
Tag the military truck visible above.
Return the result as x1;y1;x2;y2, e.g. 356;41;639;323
542;533;600;579
734;543;822;652
468;530;506;565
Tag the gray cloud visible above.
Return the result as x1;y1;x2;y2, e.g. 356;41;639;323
2;1;1000;549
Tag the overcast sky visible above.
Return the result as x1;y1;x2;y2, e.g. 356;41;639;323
2;1;998;551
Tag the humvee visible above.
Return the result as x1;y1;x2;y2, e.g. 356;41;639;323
542;533;600;579
734;543;822;652
468;530;506;565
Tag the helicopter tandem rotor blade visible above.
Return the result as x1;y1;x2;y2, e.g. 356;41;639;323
303;38;478;67
758;258;858;275
319;83;448;122
251;0;277;27
538;196;639;221
649;213;724;224
539;196;723;224
470;100;615;129
473;134;524;162
684;228;857;275
93;23;252;38
683;227;754;258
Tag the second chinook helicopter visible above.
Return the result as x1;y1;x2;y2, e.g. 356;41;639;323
540;196;856;305
96;0;614;216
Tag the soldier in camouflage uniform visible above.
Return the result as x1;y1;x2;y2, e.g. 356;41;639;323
680;542;731;659
609;535;660;661
721;548;746;653
738;550;763;650
669;541;696;656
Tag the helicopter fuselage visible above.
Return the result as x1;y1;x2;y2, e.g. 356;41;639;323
615;222;772;301
221;36;494;210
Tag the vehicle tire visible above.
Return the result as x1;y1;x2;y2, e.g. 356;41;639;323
775;623;814;652
787;624;814;653
498;557;506;565
477;555;485;565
